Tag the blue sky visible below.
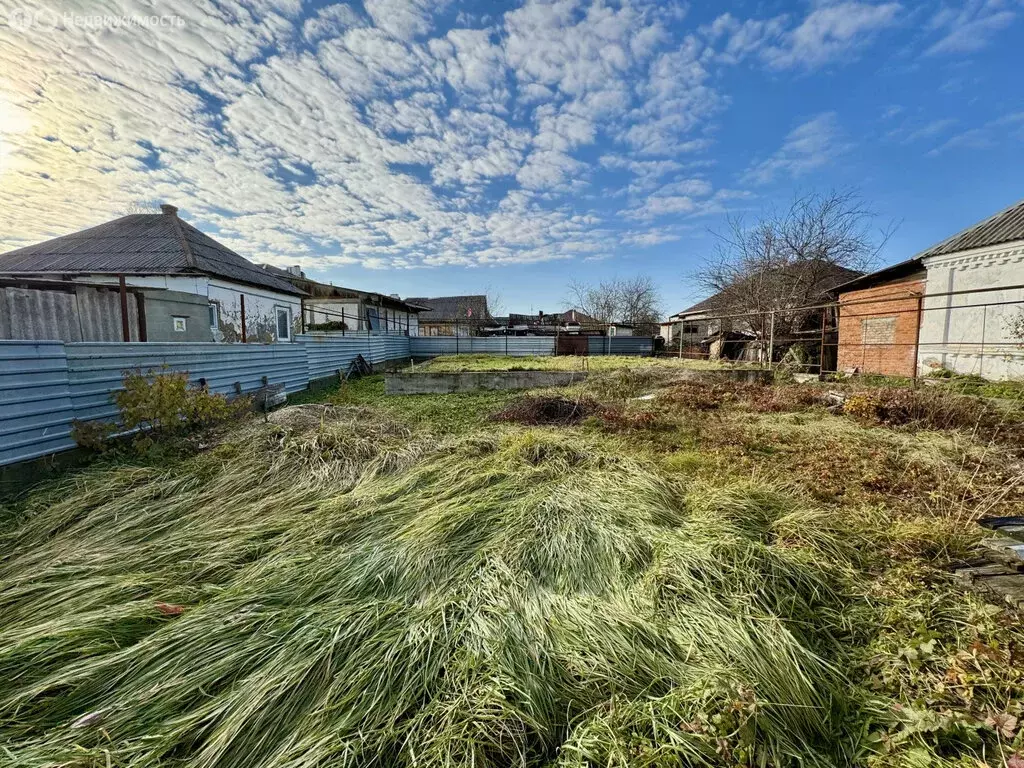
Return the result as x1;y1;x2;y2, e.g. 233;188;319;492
0;0;1021;316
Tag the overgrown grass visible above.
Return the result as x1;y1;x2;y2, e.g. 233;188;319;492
416;354;743;373
2;369;1023;767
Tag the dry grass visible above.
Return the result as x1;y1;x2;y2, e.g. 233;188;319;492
2;375;1024;767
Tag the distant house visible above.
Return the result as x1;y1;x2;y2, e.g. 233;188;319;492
258;265;426;335
834;198;1024;379
0;204;304;343
404;295;490;336
664;262;862;363
483;309;634;337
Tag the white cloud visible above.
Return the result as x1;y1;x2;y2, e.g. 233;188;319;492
742;112;852;184
925;0;1017;55
703;3;901;70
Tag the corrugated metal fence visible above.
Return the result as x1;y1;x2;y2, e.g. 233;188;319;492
1;334;652;468
1;335;412;468
410;336;556;357
408;336;653;357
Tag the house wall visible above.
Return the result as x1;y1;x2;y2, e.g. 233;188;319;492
837;277;924;377
918;242;1024;380
141;289;214;342
208;279;302;343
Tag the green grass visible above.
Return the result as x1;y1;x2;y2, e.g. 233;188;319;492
416;354;743;373
1;369;1023;767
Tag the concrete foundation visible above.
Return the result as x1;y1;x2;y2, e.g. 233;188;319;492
385;370;588;395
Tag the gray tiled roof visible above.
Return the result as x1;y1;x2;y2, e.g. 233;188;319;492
918;198;1024;258
404;295;490;322
0;212;304;296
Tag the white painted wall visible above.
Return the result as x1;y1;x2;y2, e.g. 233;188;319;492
918;241;1024;380
208;279;301;343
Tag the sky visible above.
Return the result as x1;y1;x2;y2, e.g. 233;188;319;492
0;0;1022;317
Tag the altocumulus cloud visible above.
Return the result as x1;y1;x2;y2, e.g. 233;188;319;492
0;0;944;271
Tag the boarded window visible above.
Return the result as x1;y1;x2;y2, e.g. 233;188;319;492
861;317;896;345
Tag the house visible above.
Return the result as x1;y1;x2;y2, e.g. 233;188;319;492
258;265;426;335
404;295;490;336
482;309;634;337
665;261;861;363
0;205;304;343
833;198;1024;380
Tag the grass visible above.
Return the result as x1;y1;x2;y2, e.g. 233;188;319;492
2;366;1023;767
414;354;745;373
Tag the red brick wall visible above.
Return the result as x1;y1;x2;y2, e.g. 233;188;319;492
837;278;924;377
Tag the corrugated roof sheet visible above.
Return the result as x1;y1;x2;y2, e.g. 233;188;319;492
919;198;1024;258
0;213;303;295
405;295;490;322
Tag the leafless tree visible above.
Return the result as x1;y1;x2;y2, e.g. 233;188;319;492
695;189;894;356
567;276;662;328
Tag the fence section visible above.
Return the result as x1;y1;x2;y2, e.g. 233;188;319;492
588;336;654;356
0;341;77;465
297;334;412;380
65;342;310;423
410;336;556;357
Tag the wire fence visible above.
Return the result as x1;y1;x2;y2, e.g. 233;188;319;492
661;283;1024;383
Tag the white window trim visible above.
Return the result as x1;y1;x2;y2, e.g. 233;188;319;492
276;306;292;341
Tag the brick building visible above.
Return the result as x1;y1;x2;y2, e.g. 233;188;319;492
834;261;926;377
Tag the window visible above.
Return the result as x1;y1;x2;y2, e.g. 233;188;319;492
208;302;219;329
276;307;291;341
681;323;700;335
173;316;187;333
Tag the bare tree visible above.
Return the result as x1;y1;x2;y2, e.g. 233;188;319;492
567;276;662;328
695;189;894;358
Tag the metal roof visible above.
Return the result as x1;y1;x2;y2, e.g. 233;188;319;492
0;210;304;296
918;198;1024;258
405;295;490;322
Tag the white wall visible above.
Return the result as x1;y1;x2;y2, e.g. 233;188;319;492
919;241;1024;380
208;279;302;343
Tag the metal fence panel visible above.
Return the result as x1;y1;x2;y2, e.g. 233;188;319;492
589;336;653;356
0;341;77;465
297;334;411;378
65;342;309;423
409;336;556;357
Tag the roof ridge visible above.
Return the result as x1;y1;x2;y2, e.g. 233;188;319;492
166;211;198;269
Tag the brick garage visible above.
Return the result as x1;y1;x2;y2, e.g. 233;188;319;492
837;276;925;377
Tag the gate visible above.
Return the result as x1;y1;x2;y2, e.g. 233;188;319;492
556;335;588;356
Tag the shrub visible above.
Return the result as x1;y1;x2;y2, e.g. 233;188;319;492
72;368;252;454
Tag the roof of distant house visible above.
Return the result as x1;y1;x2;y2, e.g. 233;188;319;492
0;205;303;296
830;198;1024;295
405;295;490;322
257;264;424;312
672;261;862;317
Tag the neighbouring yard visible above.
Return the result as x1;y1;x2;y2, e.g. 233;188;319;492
1;359;1023;767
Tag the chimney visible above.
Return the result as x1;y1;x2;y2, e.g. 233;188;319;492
287;265;304;277
160;204;178;216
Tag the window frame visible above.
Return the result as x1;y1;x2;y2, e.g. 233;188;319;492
276;306;292;341
172;316;187;333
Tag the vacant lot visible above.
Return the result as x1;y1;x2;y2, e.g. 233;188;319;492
2;360;1023;767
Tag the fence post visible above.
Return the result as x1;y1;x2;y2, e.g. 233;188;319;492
300;298;305;335
677;321;683;359
456;322;459;356
240;294;247;344
766;310;776;369
818;308;827;376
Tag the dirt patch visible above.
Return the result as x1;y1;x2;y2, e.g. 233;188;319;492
491;395;604;426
